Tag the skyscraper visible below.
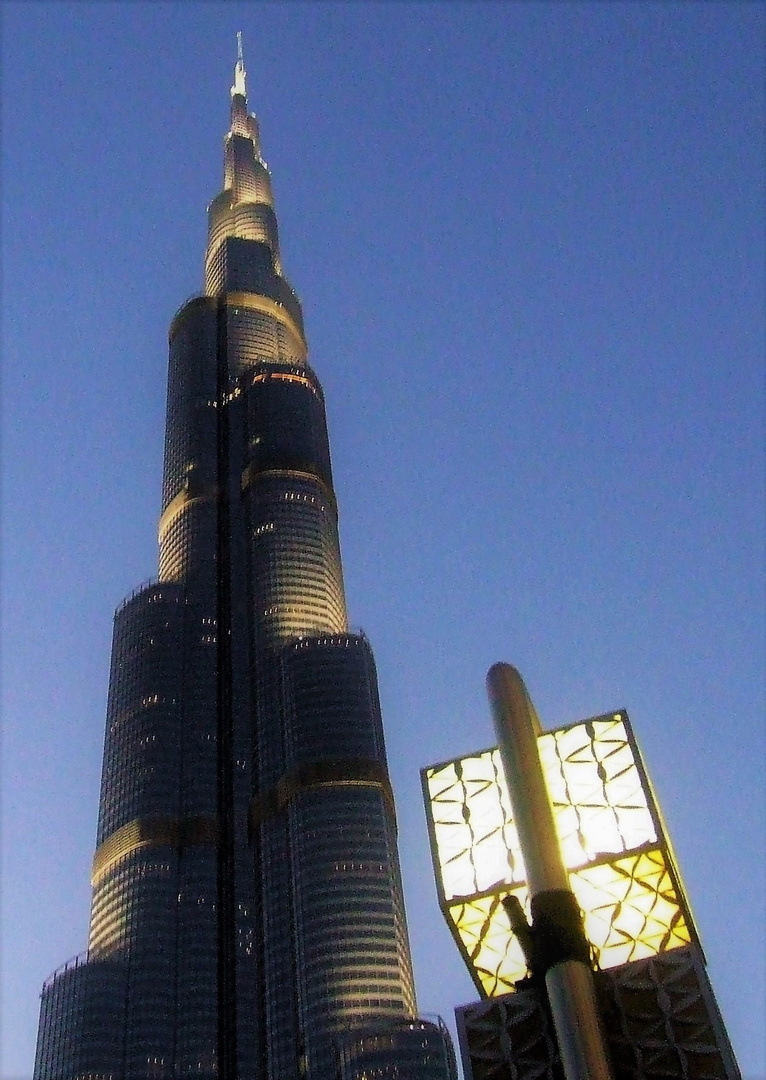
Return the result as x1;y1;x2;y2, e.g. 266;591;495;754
34;38;455;1080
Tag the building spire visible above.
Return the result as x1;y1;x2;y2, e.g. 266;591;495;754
232;30;247;99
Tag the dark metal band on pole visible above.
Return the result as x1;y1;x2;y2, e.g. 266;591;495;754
487;663;614;1080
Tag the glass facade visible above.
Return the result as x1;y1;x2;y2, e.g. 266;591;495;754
336;1018;459;1080
34;42;453;1080
34;955;126;1080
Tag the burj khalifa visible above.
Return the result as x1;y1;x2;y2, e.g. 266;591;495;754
34;37;456;1080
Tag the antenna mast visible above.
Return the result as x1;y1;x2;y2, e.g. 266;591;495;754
232;31;247;98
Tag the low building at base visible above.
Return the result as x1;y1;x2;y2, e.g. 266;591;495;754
335;1017;459;1080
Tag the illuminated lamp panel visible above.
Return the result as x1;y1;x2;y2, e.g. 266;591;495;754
424;752;525;901
539;715;657;869
423;712;697;998
424;715;661;905
446;888;530;997
443;847;690;999
571;849;691;969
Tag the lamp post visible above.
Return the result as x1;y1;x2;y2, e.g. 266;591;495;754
486;663;614;1080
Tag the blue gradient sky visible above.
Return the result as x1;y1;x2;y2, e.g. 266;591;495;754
1;2;763;1076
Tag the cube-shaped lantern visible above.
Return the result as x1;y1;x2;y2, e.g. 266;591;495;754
421;711;696;998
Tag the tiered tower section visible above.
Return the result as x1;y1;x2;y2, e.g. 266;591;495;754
33;39;446;1080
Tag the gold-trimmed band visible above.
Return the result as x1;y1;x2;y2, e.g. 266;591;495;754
91;814;218;885
226;291;307;355
158;487;218;543
240;466;337;515
250;758;396;831
168;292;306;357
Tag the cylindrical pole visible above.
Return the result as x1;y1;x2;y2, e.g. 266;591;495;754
487;663;613;1080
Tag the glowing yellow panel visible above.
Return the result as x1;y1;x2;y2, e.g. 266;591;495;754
425;752;525;900
571;849;691;969
423;711;696;998
447;888;530;996
540;716;657;869
442;847;690;998
424;714;659;902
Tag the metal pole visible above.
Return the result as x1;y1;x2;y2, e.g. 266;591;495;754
487;663;614;1080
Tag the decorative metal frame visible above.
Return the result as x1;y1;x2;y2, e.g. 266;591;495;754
421;711;697;998
455;944;742;1080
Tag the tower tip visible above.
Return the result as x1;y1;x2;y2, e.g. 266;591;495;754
232;30;247;98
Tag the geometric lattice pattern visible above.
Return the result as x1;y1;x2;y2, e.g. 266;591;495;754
422;712;697;997
573;849;691;970
456;945;741;1080
539;716;657;869
445;889;530;998
456;990;564;1080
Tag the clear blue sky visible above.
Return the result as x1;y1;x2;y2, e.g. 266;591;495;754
1;2;763;1076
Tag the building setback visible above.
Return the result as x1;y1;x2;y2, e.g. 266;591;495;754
34;39;456;1080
